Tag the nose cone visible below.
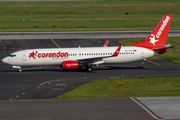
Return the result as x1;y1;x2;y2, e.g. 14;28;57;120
2;57;8;64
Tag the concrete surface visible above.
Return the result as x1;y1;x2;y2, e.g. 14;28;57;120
0;30;180;40
137;97;180;120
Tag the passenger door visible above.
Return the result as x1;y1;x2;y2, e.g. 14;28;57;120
22;51;27;61
140;49;145;59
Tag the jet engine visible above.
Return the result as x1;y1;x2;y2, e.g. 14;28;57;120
62;61;79;69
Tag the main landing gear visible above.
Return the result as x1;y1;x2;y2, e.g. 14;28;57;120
85;65;92;72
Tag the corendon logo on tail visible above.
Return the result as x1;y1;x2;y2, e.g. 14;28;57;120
150;34;159;45
29;51;68;59
156;16;170;38
150;16;170;45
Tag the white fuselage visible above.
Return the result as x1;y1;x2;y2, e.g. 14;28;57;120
2;46;156;67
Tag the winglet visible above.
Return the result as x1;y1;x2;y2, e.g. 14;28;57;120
103;40;109;47
112;45;122;56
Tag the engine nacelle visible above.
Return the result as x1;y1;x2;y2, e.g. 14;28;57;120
62;61;79;69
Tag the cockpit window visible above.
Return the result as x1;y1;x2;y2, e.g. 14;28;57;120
9;54;16;57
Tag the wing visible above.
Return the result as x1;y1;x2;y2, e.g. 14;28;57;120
77;45;122;66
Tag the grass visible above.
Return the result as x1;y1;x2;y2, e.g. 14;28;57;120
56;77;180;99
119;37;180;62
0;0;180;31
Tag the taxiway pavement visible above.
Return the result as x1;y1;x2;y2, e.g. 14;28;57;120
0;60;180;120
0;32;180;120
1;60;180;100
0;30;180;39
0;98;156;120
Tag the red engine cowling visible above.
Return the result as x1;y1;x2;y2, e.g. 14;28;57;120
62;61;79;69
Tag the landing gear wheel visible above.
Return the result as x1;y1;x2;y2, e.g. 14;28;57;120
86;66;92;72
87;67;92;72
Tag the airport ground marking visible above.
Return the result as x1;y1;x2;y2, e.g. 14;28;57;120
130;97;163;120
145;60;160;65
51;37;60;48
39;79;68;86
39;76;110;87
56;84;67;86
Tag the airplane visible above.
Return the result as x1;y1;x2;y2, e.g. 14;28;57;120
2;14;173;72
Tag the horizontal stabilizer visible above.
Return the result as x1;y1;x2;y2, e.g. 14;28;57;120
154;46;175;51
154;44;175;54
165;44;171;47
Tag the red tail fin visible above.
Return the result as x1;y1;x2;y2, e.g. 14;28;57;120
130;14;172;49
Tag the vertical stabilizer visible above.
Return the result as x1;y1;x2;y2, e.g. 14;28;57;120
130;14;172;49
